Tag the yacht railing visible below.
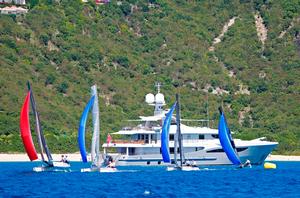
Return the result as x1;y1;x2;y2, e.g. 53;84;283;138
112;140;146;144
182;139;211;144
111;139;214;145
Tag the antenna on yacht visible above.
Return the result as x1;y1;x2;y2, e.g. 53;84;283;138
155;82;161;93
145;82;166;116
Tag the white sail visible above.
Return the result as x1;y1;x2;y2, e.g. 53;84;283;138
91;85;100;166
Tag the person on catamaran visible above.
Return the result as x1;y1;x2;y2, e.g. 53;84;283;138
104;155;115;168
64;155;69;164
192;160;197;167
244;159;251;168
60;155;65;162
107;160;116;168
239;159;251;168
107;156;115;168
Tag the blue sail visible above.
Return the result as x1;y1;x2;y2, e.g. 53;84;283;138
78;96;95;163
161;103;176;163
218;109;241;165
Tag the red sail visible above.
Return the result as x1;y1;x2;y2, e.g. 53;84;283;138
20;91;38;161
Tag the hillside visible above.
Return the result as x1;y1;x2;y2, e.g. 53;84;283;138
0;0;299;154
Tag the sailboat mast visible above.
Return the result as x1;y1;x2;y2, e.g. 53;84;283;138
176;94;183;167
91;85;100;166
27;82;53;163
174;123;178;166
27;82;45;162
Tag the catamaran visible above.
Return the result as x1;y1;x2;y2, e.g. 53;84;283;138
218;107;251;168
161;94;200;171
20;82;70;172
102;83;278;166
78;85;117;172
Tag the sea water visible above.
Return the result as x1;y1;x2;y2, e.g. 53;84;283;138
0;162;299;198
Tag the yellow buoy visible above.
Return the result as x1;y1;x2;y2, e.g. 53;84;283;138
264;162;276;169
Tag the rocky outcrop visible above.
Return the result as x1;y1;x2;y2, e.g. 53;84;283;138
254;13;268;47
209;17;238;52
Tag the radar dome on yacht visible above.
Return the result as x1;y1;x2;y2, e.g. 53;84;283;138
145;93;155;104
155;93;165;103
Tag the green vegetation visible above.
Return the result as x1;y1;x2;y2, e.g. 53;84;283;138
0;0;299;154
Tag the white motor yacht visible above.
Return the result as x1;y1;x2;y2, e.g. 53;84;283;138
103;84;278;166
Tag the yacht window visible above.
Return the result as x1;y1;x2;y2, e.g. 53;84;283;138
129;148;135;155
141;134;144;140
236;147;248;152
195;147;204;151
170;147;174;154
120;148;127;154
160;148;162;154
151;134;157;143
187;135;191;139
199;135;205;139
207;149;224;153
207;147;248;153
170;134;174;141
211;134;219;139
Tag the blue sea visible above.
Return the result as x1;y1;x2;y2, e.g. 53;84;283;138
0;162;299;198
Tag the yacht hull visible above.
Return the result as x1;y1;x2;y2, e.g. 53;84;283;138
114;143;277;166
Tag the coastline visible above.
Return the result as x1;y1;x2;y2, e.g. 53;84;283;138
265;154;300;162
0;153;299;162
0;153;82;162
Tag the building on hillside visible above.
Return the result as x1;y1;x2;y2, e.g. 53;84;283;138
0;0;26;5
95;0;110;4
0;5;28;14
81;0;110;4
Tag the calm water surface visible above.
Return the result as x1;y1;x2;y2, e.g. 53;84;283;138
0;162;299;198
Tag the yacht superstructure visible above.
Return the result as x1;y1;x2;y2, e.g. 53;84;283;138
102;84;278;166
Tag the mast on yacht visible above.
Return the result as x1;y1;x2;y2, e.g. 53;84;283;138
145;82;166;116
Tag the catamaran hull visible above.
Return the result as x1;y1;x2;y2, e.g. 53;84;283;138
81;167;117;173
114;143;277;166
166;166;200;171
33;162;71;172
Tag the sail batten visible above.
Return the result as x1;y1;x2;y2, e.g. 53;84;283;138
161;103;176;163
20;92;38;161
218;108;241;165
78;95;95;163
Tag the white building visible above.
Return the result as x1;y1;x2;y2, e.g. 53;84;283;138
0;0;26;5
81;0;110;4
0;6;28;14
